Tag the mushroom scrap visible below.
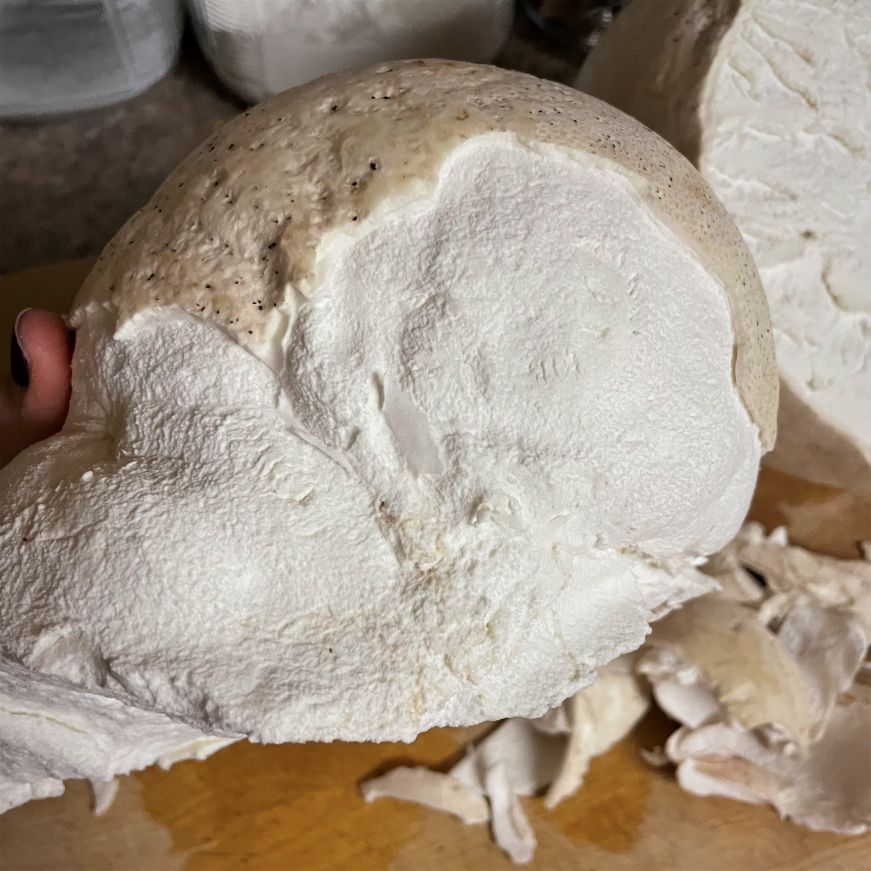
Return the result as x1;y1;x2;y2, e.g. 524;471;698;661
362;524;871;861
363;657;649;864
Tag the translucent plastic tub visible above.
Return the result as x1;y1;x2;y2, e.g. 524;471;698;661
188;0;514;103
0;0;183;118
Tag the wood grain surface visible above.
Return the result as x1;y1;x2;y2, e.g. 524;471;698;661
1;262;869;871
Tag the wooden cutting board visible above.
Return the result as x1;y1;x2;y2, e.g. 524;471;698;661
1;261;869;871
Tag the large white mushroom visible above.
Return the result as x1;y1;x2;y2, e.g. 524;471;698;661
578;0;871;492
0;60;776;812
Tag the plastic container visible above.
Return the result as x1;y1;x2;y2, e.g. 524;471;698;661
0;0;183;118
187;0;514;103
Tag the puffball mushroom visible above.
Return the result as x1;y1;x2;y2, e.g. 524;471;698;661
0;60;777;813
578;0;871;492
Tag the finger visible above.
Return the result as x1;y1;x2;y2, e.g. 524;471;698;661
14;309;75;435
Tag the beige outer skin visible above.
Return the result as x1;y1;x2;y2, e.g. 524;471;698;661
577;0;740;166
577;2;867;491
74;59;776;450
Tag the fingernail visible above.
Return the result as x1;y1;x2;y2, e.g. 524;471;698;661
11;309;32;388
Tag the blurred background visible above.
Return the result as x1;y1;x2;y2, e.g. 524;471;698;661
0;0;625;275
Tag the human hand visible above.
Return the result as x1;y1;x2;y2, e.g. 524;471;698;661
1;310;74;468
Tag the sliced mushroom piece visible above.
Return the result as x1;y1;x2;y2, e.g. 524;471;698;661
636;648;723;729
544;659;649;809
649;597;818;744
667;684;871;835
89;777;119;817
483;762;538;865
360;767;489;825
725;524;871;631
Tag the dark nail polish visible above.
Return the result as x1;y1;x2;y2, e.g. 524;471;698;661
10;324;29;388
